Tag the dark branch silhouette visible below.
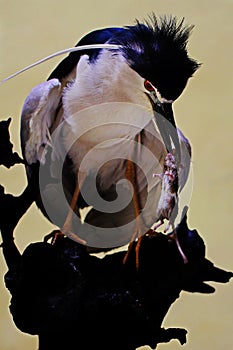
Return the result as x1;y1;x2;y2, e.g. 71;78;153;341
0;118;24;168
0;118;232;350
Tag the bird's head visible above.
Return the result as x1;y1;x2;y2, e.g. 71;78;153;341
109;15;200;162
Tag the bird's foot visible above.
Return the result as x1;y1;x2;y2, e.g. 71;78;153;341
44;229;87;246
44;230;65;245
61;229;87;246
123;234;144;271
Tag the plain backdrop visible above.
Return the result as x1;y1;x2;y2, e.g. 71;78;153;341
0;0;233;349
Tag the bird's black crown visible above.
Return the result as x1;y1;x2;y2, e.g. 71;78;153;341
110;14;200;101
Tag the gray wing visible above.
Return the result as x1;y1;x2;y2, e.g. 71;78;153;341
21;78;62;165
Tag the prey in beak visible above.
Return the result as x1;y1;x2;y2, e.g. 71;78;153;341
146;87;181;165
145;83;188;263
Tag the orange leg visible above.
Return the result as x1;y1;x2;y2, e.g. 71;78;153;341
61;173;87;245
123;159;143;269
45;173;87;246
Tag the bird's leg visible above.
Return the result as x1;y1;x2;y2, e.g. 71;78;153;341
122;232;137;266
123;159;143;269
169;226;188;264
61;173;87;245
46;173;87;246
135;235;144;268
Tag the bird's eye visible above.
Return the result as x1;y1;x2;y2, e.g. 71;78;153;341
144;80;154;92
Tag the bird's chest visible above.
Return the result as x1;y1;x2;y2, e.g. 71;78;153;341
67;127;143;193
62;102;165;192
62;103;166;197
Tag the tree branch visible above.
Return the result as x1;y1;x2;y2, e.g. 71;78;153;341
0;118;232;350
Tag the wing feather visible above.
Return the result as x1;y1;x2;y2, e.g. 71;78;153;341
21;78;62;165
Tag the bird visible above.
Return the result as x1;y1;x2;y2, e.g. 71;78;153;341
20;14;199;265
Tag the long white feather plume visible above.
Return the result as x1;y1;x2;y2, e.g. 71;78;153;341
0;44;120;84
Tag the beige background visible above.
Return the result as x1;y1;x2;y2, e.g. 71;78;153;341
0;0;233;349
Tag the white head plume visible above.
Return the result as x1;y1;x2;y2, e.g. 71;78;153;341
0;44;120;84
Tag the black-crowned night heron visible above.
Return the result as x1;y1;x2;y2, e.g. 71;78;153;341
20;15;199;265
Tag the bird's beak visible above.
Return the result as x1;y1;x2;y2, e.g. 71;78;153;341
148;93;181;164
